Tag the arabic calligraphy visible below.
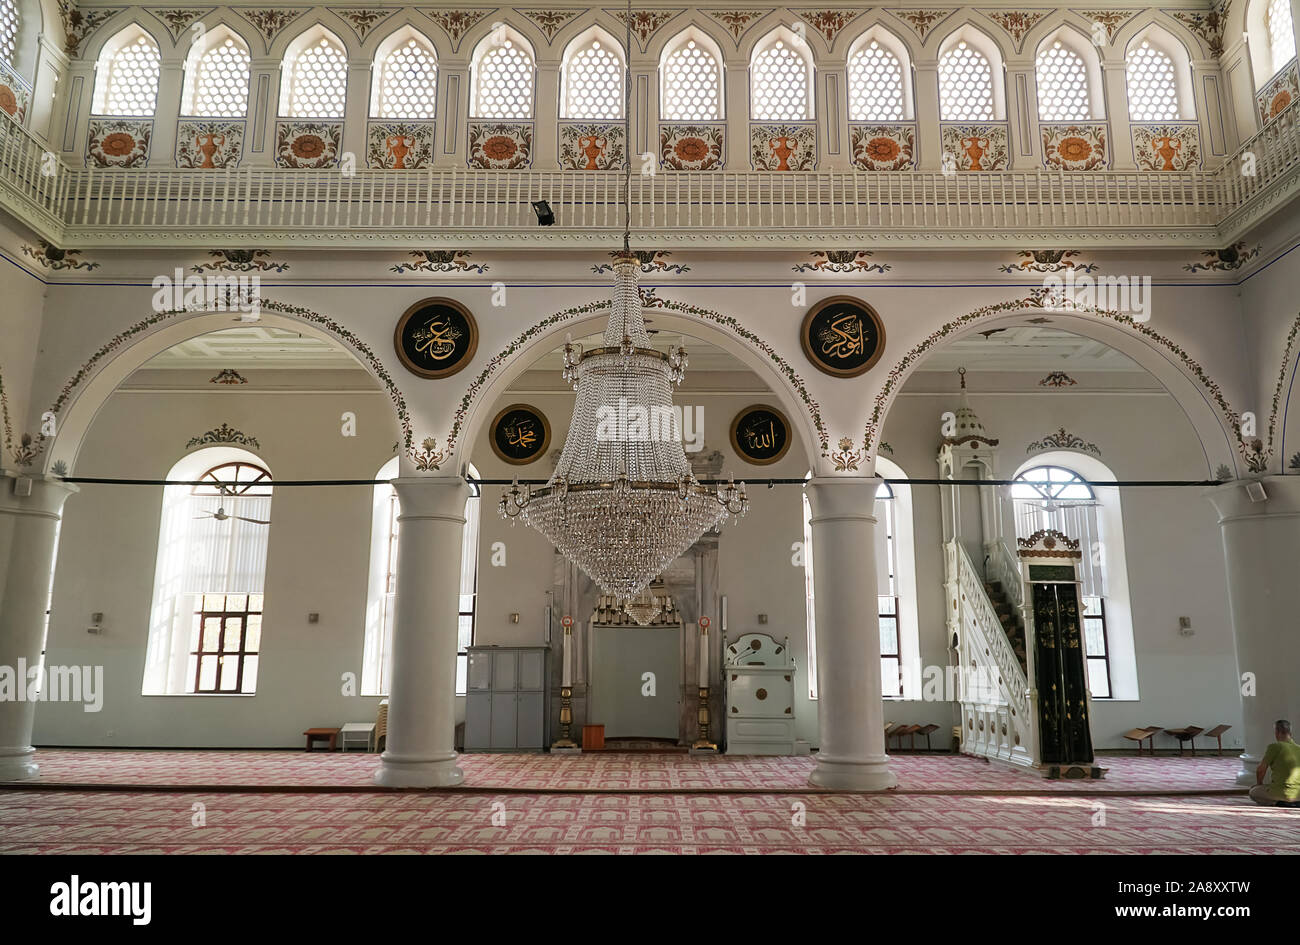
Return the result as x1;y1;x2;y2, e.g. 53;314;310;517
411;317;463;361
741;418;778;453
800;297;885;377
816;311;866;360
504;419;538;450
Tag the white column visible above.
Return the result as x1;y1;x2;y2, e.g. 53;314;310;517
805;476;896;791
0;475;77;781
374;476;471;787
1207;477;1300;785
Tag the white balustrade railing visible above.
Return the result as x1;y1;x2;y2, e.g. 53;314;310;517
948;540;1036;768
1;103;1296;247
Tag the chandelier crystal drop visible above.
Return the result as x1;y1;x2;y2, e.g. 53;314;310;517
499;254;748;604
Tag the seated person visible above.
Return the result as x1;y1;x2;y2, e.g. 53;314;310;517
1249;719;1300;807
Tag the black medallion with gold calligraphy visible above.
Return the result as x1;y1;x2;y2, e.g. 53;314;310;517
730;404;792;466
799;296;886;378
394;298;478;379
490;404;551;465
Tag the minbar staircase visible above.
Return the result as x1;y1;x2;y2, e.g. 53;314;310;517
945;541;1036;768
984;580;1027;676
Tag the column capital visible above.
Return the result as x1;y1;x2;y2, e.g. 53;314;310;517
1205;476;1300;522
805;475;882;521
391;476;471;521
0;475;79;518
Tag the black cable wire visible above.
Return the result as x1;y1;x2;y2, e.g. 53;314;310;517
60;476;1224;488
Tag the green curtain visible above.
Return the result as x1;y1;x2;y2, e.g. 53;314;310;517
1031;582;1093;764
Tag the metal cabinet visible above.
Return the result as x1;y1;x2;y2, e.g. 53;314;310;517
464;646;548;751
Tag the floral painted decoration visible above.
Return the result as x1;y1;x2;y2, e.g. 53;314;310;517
793;250;890;273
592;251;689;274
22;242;99;271
1026;427;1101;456
1184;243;1262;273
999;250;1098;274
413;436;445;471
186;423;260;450
392;251;489;274
194;250;289;273
831;437;861;471
1039;372;1078;388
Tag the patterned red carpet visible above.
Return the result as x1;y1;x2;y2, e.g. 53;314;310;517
2;790;1296;854
10;749;1245;794
2;752;1292;854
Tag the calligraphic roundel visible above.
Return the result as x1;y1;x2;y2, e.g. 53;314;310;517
490;404;551;465
730;404;792;466
394;297;479;379
799;296;886;378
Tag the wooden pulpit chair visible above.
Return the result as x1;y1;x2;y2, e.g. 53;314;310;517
1164;725;1205;755
1202;724;1232;755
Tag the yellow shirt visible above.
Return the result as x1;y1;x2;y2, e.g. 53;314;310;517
1262;740;1300;800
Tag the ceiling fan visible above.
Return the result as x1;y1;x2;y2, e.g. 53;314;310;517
194;506;271;525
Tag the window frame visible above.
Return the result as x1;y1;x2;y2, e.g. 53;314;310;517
181;23;252;118
560;26;626;121
846;27;914;122
469;25;536;120
91;25;163;117
659;27;725;121
370;25;439;120
748;26;815;121
278;24;349;119
189;593;263;694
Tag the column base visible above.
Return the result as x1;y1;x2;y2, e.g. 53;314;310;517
1235;754;1261;786
373;750;464;788
807;753;897;791
0;747;39;781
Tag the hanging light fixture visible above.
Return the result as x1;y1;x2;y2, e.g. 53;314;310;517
500;0;748;612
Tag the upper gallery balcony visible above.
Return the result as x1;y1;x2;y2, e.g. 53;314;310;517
1;105;1297;251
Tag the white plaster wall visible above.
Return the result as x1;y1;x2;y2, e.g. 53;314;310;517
33;377;1243;752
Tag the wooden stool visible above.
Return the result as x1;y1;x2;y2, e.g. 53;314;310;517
1164;725;1204;755
582;724;604;751
1202;724;1232;755
304;727;340;752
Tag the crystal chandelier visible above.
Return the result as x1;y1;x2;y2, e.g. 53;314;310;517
499;253;748;606
498;1;747;608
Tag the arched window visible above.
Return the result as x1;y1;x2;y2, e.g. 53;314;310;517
1011;460;1137;700
805;458;917;700
1035;35;1098;121
939;39;996;120
279;26;347;118
750;29;813;120
362;459;481;696
561;27;625;119
91;27;161;116
470;27;535;119
371;27;438;119
143;450;273;696
182;26;251;117
660;29;724;120
0;0;18;65
847;30;911;121
1125;38;1181;120
1267;0;1296;74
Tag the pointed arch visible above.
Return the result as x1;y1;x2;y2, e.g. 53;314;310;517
847;24;915;121
91;24;162;116
1245;0;1297;88
1124;23;1196;120
1035;24;1105;120
560;24;626;120
749;25;815;120
278;24;348;118
936;23;1007;120
659;25;725;120
469;24;536;119
181;23;252;117
370;24;438;119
